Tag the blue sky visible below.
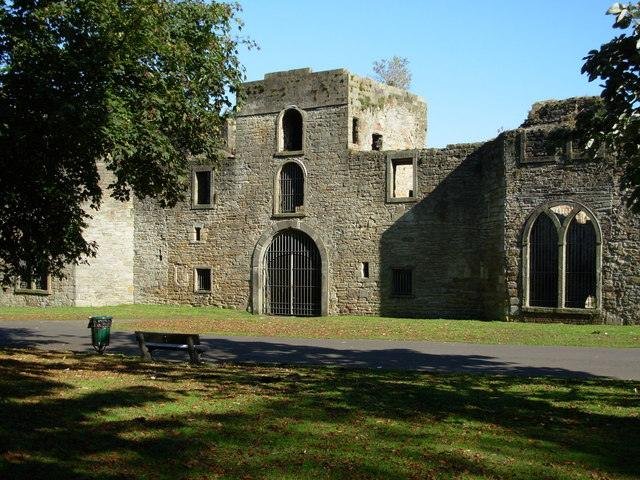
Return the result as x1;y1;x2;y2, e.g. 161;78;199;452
236;0;616;147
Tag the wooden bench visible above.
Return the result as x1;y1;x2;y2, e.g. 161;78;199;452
135;331;207;364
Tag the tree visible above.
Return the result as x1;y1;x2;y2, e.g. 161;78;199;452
0;0;251;284
580;2;640;212
372;56;412;89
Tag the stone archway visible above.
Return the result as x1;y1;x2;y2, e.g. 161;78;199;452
251;220;329;316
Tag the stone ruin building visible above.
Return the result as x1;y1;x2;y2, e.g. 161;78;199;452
3;67;639;324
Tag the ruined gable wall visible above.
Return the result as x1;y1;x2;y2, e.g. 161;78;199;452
502;99;640;324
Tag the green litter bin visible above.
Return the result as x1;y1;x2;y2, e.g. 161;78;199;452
88;316;113;354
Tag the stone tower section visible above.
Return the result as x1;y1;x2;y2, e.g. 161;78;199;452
74;162;135;306
348;74;426;151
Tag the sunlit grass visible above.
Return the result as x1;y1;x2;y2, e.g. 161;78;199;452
0;349;638;479
0;304;639;348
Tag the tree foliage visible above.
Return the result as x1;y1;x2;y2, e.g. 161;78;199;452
0;0;250;284
581;2;640;212
372;56;412;89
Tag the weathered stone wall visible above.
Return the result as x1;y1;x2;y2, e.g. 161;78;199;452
133;197;169;304
5;67;637;325
348;74;426;151
241;68;349;116
131;67;501;319
501;99;640;324
474;139;508;319
0;267;75;306
0;162;135;307
133;100;350;309
377;144;491;318
74;163;135;306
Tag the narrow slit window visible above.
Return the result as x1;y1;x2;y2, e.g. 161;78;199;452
194;227;201;242
392;268;412;296
352;118;360;144
361;262;370;278
372;133;383;151
196;268;212;292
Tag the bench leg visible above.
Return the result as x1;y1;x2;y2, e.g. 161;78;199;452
187;338;200;364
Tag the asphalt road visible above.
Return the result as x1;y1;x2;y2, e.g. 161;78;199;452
0;319;638;380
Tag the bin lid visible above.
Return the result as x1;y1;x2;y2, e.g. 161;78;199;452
89;315;113;321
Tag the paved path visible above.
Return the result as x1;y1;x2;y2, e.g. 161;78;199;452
0;320;638;380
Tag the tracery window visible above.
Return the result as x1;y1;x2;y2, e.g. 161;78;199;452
524;202;601;310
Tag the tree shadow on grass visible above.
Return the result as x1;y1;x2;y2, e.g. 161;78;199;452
0;348;638;479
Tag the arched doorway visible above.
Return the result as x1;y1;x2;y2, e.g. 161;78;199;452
263;229;321;316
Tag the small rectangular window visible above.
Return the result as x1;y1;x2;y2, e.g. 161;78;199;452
361;262;369;279
386;153;418;202
372;133;383;151
194;226;201;242
195;268;211;292
352;118;359;144
392;158;414;198
392;268;412;296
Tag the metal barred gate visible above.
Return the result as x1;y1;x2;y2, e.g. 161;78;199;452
264;229;321;316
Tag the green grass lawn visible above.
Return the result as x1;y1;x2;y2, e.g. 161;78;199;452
0;348;638;479
1;304;639;348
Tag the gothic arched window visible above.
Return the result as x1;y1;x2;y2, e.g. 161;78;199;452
524;202;601;310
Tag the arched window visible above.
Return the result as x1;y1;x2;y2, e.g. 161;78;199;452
524;202;601;310
279;162;304;213
278;107;304;152
282;109;302;151
529;213;558;307
565;211;598;308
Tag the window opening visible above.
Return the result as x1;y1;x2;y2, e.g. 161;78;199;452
195;170;212;205
529;213;558;308
282;109;303;151
196;268;211;292
361;262;370;278
372;133;383;151
279;162;304;213
392;268;412;296
352;118;360;144
194;227;201;242
565;212;597;308
17;268;49;292
525;203;600;310
392;158;415;198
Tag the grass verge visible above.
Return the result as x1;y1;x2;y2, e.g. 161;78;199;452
0;348;638;479
0;304;639;348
